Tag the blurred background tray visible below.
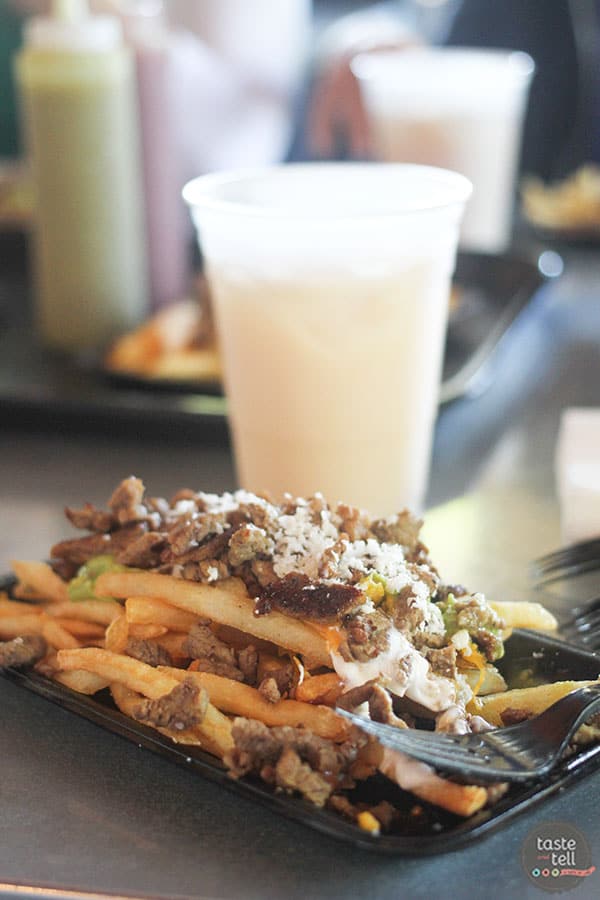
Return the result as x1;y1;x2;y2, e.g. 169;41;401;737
0;232;557;438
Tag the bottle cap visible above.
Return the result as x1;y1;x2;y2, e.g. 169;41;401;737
24;0;123;53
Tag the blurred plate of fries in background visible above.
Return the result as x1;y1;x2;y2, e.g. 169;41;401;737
1;478;599;852
522;165;600;241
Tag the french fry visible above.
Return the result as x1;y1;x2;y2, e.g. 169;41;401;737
57;648;233;756
0;613;44;639
95;572;330;668
105;614;129;653
54;669;109;694
41;617;81;650
150;631;188;660
12;583;48;602
128;624;168;640
53;618;106;640
125;596;201;632
295;672;344;705
159;666;349;741
11;560;68;603
46;599;122;626
469;680;599;726
375;743;488;817
0;597;44;616
490;601;558;632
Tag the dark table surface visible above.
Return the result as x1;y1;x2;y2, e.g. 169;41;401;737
1;232;600;899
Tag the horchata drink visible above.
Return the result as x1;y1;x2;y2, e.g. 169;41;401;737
352;49;534;253
184;164;471;515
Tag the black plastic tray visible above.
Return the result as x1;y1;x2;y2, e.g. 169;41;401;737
0;234;557;436
1;572;599;854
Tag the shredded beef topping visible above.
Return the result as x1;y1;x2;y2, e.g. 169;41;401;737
256;573;361;622
126;638;173;668
368;685;408;727
51;524;147;568
370;510;422;551
0;634;47;669
228;524;274;567
341;609;390;662
65;503;114;533
51;480;444;624
182;623;244;682
426;645;457;680
224;718;364;805
115;532;166;568
257;664;294;703
336;680;378;711
274;746;332;806
237;645;258;684
109;476;148;525
134;678;206;731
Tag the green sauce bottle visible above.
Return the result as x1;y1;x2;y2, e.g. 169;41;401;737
16;0;148;352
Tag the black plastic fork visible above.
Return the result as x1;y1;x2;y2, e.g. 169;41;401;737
337;684;600;783
531;538;600;585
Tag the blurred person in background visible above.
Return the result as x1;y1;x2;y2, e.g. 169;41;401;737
308;0;596;180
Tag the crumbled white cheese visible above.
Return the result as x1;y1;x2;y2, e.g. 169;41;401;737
272;503;340;580
206;565;219;583
173;499;198;516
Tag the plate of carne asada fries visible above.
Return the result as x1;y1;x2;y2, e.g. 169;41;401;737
2;477;600;851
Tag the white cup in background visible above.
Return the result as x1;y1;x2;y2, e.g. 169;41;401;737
556;408;600;544
352;48;534;254
184;163;471;515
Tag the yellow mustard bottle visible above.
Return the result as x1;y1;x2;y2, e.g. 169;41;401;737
16;0;147;351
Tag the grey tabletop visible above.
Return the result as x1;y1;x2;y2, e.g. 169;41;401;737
1;243;600;900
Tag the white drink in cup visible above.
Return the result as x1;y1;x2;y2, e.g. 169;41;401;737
184;164;471;515
352;49;534;253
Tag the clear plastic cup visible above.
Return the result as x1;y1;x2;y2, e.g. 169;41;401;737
352;48;534;253
184;163;471;515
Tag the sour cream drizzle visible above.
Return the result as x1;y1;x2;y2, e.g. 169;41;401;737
330;625;455;712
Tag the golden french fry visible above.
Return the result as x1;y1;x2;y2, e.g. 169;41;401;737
469;680;599;726
159;666;348;742
295;672;344;705
46;599;122;626
11;583;48;602
490;601;558;632
57;647;233;756
0;597;44;617
54;669;109;694
95;572;330;668
125;596;200;632
150;631;188;659
376;743;488;817
105;614;129;653
0;613;44;639
11;560;68;603
42;617;81;650
53;618;106;640
128;623;168;640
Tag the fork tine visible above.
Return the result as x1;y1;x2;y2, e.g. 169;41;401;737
335;709;530;781
531;538;600;584
337;685;600;784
